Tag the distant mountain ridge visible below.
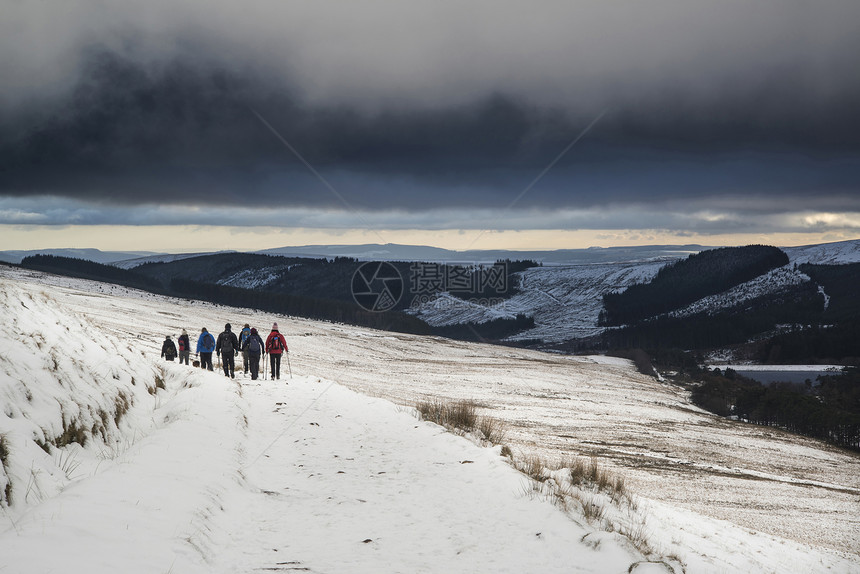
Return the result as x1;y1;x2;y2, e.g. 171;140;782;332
7;239;860;361
0;248;158;265
257;243;707;265
5;239;859;268
1;243;706;267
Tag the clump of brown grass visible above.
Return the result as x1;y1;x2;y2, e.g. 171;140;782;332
114;392;132;426
416;398;507;445
620;519;653;556
55;418;87;448
566;456;631;504
518;454;550;482
416;398;477;430
0;433;11;504
515;453;656;556
477;415;507;445
577;493;607;523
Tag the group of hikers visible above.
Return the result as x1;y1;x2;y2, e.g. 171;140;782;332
161;322;289;381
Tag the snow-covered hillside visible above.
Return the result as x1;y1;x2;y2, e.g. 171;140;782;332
215;266;286;290
1;266;859;572
411;239;860;343
670;265;809;319
669;239;860;320
410;261;667;342
784;239;860;265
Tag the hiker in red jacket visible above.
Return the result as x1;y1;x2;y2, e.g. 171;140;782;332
265;322;289;380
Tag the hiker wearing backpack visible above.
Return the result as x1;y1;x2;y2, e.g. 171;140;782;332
161;335;177;361
177;329;191;365
266;322;289;380
216;323;240;379
239;323;252;374
242;327;266;380
196;327;216;371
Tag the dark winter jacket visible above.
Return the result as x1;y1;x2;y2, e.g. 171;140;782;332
161;338;177;359
242;330;266;356
177;334;191;353
196;331;216;353
216;330;240;356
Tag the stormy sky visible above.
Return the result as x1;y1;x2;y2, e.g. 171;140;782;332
2;0;859;250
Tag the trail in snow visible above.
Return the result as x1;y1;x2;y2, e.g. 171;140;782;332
214;377;644;574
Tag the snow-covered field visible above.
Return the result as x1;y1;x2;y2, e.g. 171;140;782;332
1;266;859;573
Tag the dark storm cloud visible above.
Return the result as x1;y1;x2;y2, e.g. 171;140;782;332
2;0;860;217
0;48;595;207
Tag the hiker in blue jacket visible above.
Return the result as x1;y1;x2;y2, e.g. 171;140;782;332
238;323;252;374
196;327;216;371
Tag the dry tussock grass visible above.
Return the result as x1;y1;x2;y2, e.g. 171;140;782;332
415;398;655;558
416;398;507;445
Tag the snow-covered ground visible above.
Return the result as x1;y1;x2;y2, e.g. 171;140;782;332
1;266;859;573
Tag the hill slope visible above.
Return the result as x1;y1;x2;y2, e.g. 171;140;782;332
601;245;789;326
412;239;860;348
2;268;646;573
1;266;859;572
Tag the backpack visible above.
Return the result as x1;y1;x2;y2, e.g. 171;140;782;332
201;332;216;352
240;328;251;345
249;336;261;354
178;337;187;352
268;334;282;352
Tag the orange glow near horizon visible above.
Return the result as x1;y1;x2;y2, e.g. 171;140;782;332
2;224;859;253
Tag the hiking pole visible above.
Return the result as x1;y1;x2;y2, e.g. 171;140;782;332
263;353;267;380
286;352;292;379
